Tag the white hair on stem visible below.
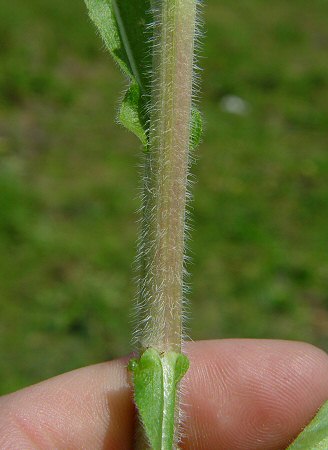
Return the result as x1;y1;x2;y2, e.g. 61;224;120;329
131;0;203;447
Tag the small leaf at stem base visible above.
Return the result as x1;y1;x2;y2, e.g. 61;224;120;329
129;348;189;450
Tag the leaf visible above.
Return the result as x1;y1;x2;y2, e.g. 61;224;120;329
84;0;152;145
287;401;328;449
190;107;203;150
84;0;202;150
128;348;189;450
119;81;148;147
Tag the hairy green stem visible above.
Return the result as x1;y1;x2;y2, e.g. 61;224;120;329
137;0;197;354
83;0;198;446
134;1;197;446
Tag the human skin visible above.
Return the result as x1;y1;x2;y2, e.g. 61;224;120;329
0;340;328;450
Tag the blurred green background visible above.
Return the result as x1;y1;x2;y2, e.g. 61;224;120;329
1;0;328;394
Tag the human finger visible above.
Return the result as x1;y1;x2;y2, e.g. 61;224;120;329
1;340;328;449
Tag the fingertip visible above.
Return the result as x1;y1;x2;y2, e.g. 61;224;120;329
2;340;327;450
182;340;328;450
0;358;135;450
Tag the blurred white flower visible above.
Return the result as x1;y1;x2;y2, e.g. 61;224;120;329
220;95;250;116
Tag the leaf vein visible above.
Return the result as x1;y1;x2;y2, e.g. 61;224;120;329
111;0;144;90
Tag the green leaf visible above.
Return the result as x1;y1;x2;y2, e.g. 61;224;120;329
84;0;202;150
119;82;148;147
190;107;203;150
128;348;189;450
84;0;152;145
288;401;328;449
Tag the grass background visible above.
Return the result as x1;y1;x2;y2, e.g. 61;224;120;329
1;0;328;394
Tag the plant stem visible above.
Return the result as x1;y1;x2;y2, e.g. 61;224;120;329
137;0;197;356
134;1;197;446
